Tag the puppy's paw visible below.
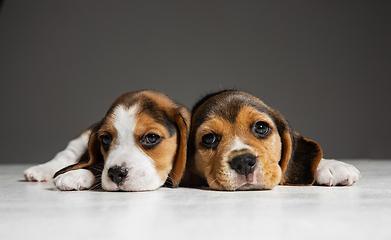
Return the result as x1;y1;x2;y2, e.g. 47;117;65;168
54;169;95;191
24;164;56;182
315;159;360;186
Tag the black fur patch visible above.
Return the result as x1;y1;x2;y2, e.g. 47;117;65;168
191;90;270;131
106;93;176;137
138;97;176;137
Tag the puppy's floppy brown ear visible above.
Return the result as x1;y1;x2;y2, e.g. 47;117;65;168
166;107;191;187
279;131;322;185
53;121;105;178
271;112;323;186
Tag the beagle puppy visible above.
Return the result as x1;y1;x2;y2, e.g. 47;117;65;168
181;90;360;191
24;90;190;191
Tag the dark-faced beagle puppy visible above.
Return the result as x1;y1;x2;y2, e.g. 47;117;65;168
24;90;190;191
181;90;360;191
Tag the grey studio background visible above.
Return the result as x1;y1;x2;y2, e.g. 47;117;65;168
0;0;390;165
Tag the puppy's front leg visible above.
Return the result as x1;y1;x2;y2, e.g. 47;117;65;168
315;159;361;186
54;169;95;191
24;130;90;182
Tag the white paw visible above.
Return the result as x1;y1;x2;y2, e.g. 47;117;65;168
315;159;361;186
54;169;95;191
24;164;56;182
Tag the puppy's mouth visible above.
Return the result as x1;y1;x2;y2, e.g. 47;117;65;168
211;172;266;191
208;152;273;191
210;165;266;191
228;153;264;189
233;170;267;190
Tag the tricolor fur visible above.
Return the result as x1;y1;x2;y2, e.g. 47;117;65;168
181;90;360;191
24;90;190;191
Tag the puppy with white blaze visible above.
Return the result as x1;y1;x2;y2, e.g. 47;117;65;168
24;90;190;191
181;90;360;191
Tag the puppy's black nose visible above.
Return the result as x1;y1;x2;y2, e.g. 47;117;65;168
229;154;257;177
108;166;128;185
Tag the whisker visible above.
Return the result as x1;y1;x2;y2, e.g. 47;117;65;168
209;178;218;187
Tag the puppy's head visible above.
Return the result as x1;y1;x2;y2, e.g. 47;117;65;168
58;90;190;191
186;90;322;191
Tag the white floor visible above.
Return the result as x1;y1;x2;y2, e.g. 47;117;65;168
0;160;390;240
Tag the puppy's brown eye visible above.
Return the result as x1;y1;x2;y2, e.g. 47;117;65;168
141;134;161;149
252;122;271;138
201;133;220;149
100;134;112;151
145;134;160;144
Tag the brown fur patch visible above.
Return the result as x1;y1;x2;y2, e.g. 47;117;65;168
183;90;323;191
134;112;178;181
193;107;282;190
54;90;190;190
97;115;118;160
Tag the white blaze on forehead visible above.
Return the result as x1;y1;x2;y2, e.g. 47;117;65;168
230;137;253;152
113;104;139;147
101;104;164;191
